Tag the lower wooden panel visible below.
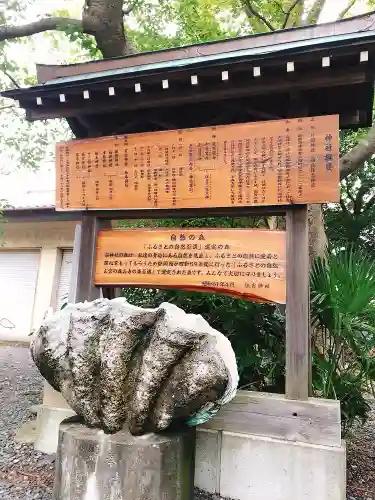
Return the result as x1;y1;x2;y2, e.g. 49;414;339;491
201;390;341;447
95;228;286;303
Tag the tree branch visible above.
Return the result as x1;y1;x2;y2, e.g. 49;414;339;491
305;0;327;25
123;0;140;15
282;0;303;29
338;0;357;20
0;104;16;111
340;125;375;180
339;198;349;215
354;185;367;215
274;2;287;15
344;180;356;207
1;68;20;88
363;194;375;213
0;17;83;42
242;0;276;31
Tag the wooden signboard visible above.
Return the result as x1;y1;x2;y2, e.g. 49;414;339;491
56;115;339;211
95;228;286;303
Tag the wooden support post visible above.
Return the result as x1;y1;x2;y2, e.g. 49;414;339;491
75;216;111;303
285;205;309;400
308;286;313;397
67;223;81;303
102;287;122;300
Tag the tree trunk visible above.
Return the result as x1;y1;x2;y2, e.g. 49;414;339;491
308;204;327;263
83;0;135;58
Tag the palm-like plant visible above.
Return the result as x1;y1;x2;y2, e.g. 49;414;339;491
310;248;375;433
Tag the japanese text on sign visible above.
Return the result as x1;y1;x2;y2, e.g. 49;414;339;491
95;229;286;303
56;115;339;211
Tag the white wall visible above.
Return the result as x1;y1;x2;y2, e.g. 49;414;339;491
1;220;76;249
0;219;76;340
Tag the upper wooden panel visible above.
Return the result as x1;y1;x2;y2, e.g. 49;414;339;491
56;115;339;211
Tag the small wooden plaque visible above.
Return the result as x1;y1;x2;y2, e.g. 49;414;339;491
56;115;339;211
95;228;286;303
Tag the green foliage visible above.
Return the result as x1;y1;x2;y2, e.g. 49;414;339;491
0;3;76;172
310;248;375;433
325;129;375;257
127;0;315;52
124;245;375;433
127;0;248;52
54;8;102;60
117;215;267;229
240;0;304;31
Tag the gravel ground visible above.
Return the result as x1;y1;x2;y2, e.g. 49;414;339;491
0;345;374;500
0;347;54;500
0;346;230;500
347;404;375;500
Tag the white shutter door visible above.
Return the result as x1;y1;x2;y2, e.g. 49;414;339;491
0;251;40;340
56;249;73;311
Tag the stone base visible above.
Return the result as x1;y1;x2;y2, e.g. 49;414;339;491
33;387;345;499
34;405;76;454
33;382;76;454
195;429;346;500
53;421;196;500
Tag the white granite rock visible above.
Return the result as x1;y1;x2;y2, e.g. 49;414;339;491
31;299;238;435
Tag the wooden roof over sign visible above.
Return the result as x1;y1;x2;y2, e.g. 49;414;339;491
3;11;375;138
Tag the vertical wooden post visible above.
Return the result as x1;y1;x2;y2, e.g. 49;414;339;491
308;286;313;397
75;216;110;303
67;223;81;303
285;205;309;400
102;287;122;300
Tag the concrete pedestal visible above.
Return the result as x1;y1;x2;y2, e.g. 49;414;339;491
33;382;76;454
33;389;345;499
53;421;195;500
194;391;346;500
34;405;76;453
196;429;346;500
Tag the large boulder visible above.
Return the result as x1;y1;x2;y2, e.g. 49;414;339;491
31;298;238;435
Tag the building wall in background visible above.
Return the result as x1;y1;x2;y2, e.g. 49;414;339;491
0;220;76;340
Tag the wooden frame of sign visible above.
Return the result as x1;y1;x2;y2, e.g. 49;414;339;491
59;115;340;402
72;207;309;400
75;205;311;400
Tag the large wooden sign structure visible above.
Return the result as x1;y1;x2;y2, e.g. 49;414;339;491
56;115;339;211
95;228;286;303
5;25;370;492
56;115;340;403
